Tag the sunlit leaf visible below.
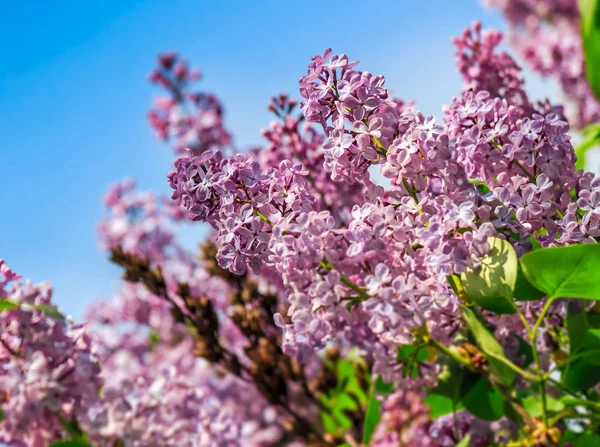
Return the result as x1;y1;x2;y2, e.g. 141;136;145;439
520;244;600;299
35;304;66;320
423;393;463;418
460;237;518;314
456;434;471;447
520;394;564;418
0;300;19;312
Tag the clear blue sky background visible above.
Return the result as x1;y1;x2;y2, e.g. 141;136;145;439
0;1;556;318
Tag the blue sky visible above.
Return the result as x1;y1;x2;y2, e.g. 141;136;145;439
0;1;557;318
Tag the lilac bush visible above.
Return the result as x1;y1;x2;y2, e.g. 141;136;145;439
6;2;600;445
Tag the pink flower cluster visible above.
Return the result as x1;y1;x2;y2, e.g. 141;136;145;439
169;27;600;382
484;0;600;127
0;261;102;447
83;282;282;447
98;179;175;261
6;9;600;444
148;53;232;155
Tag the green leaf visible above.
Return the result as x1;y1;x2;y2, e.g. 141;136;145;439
362;377;394;444
520;394;565;418
513;263;545;301
149;331;160;348
460;237;518;314
430;357;474;398
588;311;600;329
567;302;588;352
460;306;516;386
579;0;600;101
425;356;471;418
362;393;382;445
374;376;394;396
0;300;19;311
580;328;600;365
563;361;600;391
561;429;578;445
423;393;463;418
321;358;369;435
321;411;339;435
35;304;66;320
563;328;600;390
574;433;600;447
503;399;522;423
50;441;92;447
335;360;355;393
397;344;417;361
397;343;430;378
520;243;600;299
456;434;471;447
331;393;355;430
333;359;368;404
461;377;506;421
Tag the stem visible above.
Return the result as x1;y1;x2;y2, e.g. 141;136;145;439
429;337;543;430
429;340;538;426
530;297;556;428
486;351;540;383
253;209;274;226
512;303;533;336
513;159;535;182
320;260;370;302
372;136;388;156
560;397;600;410
546;349;600;374
401;178;418;202
343;433;360;447
0;337;21;358
55;412;86;440
492;380;538;427
428;339;473;369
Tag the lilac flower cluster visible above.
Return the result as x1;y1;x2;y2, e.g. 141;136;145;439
453;21;529;107
84;282;281;447
98;179;175;262
169;150;316;275
169;29;600;391
11;10;600;443
148;53;232;155
299;49;411;183
0;261;102;447
253;95;365;223
94;179;345;445
370;390;433;446
484;0;600;127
